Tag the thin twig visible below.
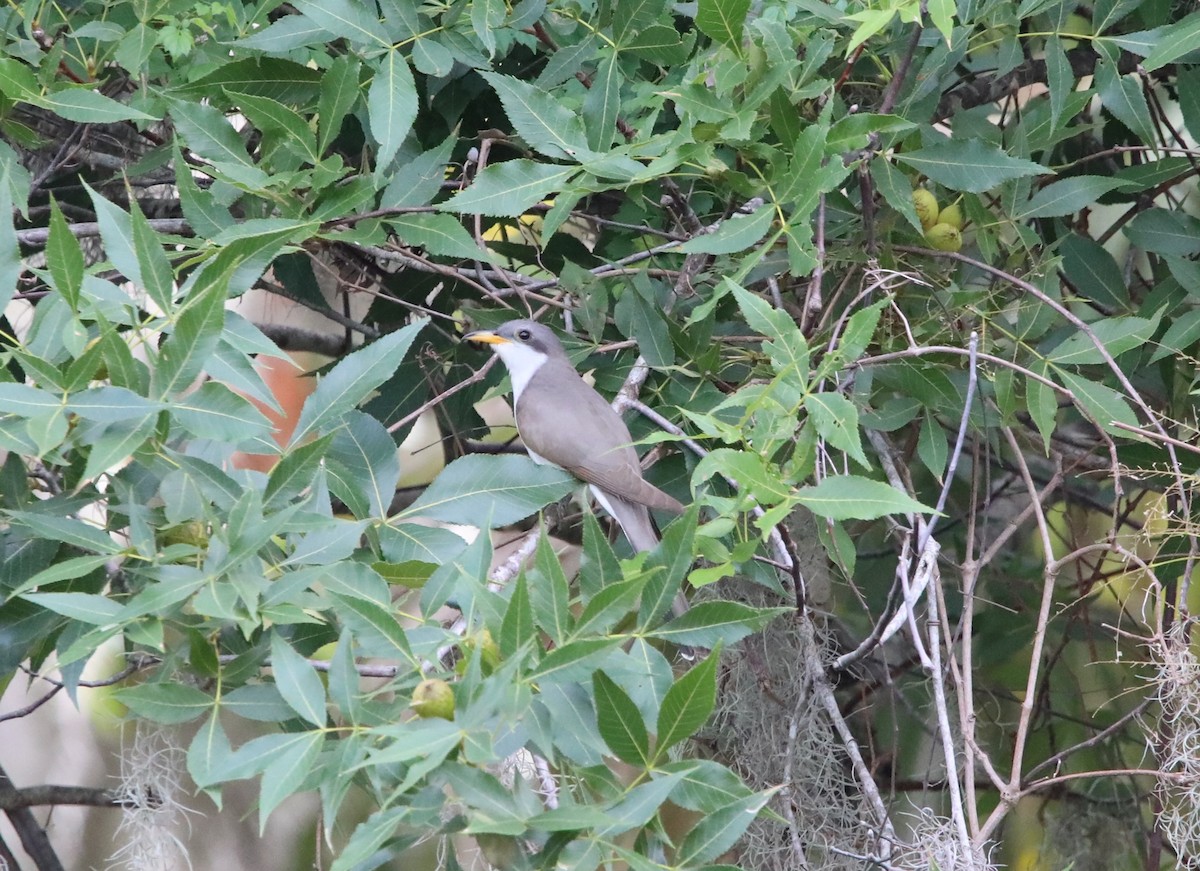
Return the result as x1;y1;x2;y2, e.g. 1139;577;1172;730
388;355;498;435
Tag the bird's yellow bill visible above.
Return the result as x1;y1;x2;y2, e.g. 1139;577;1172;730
464;330;511;345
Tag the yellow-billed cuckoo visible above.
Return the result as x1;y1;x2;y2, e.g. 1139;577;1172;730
464;321;688;610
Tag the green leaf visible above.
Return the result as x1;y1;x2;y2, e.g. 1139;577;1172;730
116;682;213;724
0;383;60;417
1096;52;1155;144
68;386;160;422
664;759;755;813
580;508;622;602
583;51;620;151
1060;234;1129;310
481;72;590;161
655;648;718;757
531;805;616;831
1017;176;1126;219
318;56;362;153
500;573;534;658
258;731;324;830
36;88;154;122
0;187;18;313
1055;370;1140;436
599;770;688;834
652;601;783;648
325;631;361;723
472;0;504;54
1125;208;1200;257
153;271;227;398
804;392;867;466
292;0;385;46
1048;313;1159;365
637;505;697;627
328;807;408;871
679;207;774;254
696;0;752;49
837;300;885;362
676;790;775;866
368;50;419;172
331;592;413;659
927;0;955;43
8;553;112;598
527;638;622;682
46;200;84;311
411;37;455;76
794;475;935;520
290;318;427;445
529;529;573;646
8;510;122;554
623;24;689;63
826;114;915;153
115;23;155;72
223;684;295;722
726;280;808;370
917;411;948;481
86;185;140;287
398;454;575;527
377;522;467;565
171;381;274;443
129;199;177;315
269;633;327;727
386;214;483;260
227;90;317;161
691;448;791;505
896;138;1047;193
21;592;122;624
175;150;231;238
574;578;646;639
1143;9;1200;70
593;670;650;766
380;134;455;208
439;160;577;217
169;99;255;169
1046;36;1071;132
872;159;923;232
236;16;334;51
187;712;233;791
1027;365;1059;454
1151;308;1200;362
325;411;401;519
615;278;673;367
265;434;333;508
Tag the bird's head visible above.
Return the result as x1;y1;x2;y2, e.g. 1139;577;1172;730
463;319;567;380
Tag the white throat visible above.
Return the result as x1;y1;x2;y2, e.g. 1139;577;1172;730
493;342;549;408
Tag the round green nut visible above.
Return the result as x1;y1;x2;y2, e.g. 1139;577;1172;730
456;627;502;676
411;678;456;720
162;520;208;548
925;222;963;252
913;188;940;230
937;203;964;231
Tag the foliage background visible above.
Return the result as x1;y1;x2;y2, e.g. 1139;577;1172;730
2;0;1200;867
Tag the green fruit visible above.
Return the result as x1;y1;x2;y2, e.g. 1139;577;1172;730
925;222;963;252
1060;13;1093;48
913;188;939;230
1062;13;1093;37
937;203;964;230
411;678;455;720
162;521;208;548
456;628;502;676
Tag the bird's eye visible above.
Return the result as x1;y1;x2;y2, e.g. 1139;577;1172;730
518;329;531;341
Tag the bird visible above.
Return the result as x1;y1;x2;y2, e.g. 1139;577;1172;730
463;319;691;619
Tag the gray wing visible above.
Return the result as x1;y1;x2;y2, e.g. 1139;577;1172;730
516;361;684;514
